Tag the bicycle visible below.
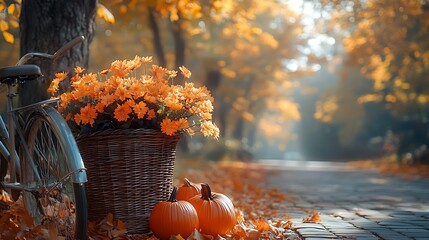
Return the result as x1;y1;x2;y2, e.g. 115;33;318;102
0;36;88;239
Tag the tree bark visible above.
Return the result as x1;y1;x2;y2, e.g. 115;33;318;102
171;18;187;151
19;0;97;106
232;76;255;140
148;7;166;67
171;20;185;70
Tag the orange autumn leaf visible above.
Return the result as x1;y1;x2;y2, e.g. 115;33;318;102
302;212;321;223
232;223;248;238
252;219;271;232
174;234;185;240
116;219;127;230
2;31;14;43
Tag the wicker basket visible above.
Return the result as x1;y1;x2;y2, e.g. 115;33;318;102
76;128;180;234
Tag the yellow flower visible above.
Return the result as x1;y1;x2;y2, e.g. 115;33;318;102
161;118;179;136
114;103;132;122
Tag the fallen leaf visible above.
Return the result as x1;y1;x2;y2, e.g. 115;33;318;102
302;212;321;223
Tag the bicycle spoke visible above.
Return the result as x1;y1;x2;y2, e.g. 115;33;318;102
22;114;85;239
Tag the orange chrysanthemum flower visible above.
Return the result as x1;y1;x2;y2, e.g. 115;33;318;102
161;118;179;136
176;118;189;129
74;66;84;74
165;96;183;111
74;113;82;125
55;72;69;80
95;103;105;113
114;103;132;122
141;56;153;64
115;86;132;101
133;102;148;119
186;127;195;136
151;65;168;81
51;55;220;139
80;103;98;126
110;60;130;78
201;121;219;139
147;109;156;120
48;79;61;94
179;66;191;78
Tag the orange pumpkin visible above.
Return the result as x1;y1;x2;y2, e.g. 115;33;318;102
176;178;201;201
149;186;199;239
188;183;236;236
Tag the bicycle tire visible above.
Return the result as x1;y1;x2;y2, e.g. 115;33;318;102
21;107;87;239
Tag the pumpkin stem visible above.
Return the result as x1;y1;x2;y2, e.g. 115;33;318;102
168;186;178;202
184;178;192;187
200;183;214;200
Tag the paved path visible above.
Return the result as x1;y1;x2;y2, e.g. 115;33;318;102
258;160;429;240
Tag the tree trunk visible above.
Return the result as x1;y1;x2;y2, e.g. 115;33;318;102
171;18;187;151
232;76;255;141
19;0;97;106
205;69;224;132
171;20;185;70
148;7;166;67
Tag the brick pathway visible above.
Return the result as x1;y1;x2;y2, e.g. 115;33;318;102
259;160;429;240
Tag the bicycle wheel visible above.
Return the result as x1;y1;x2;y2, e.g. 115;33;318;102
21;109;87;239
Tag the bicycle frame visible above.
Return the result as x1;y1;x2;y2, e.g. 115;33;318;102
1;86;87;193
0;36;87;194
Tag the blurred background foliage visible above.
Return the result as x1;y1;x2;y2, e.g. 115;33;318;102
1;0;429;163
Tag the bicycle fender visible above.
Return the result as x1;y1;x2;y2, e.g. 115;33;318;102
39;106;88;183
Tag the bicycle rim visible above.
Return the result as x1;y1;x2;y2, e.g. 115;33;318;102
22;113;87;239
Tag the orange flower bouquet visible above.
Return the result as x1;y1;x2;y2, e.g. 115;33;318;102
48;56;219;139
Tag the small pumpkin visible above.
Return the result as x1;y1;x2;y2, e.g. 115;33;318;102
149;186;199;240
188;183;236;236
176;178;201;201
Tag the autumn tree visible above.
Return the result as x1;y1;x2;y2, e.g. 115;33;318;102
19;0;97;106
92;1;315;158
2;0;321;158
309;0;429;161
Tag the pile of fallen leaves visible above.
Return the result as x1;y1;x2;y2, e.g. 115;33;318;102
177;161;299;239
0;191;63;239
1;160;321;239
348;159;429;179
